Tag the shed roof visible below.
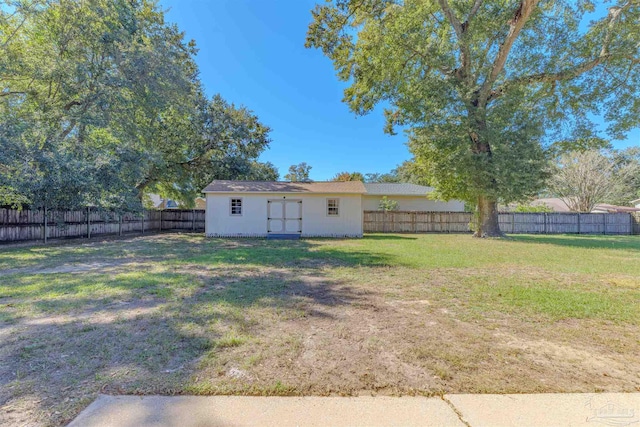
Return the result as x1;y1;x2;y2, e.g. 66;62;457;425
202;180;366;194
363;183;433;196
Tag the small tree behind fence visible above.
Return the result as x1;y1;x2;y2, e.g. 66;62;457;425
0;208;205;243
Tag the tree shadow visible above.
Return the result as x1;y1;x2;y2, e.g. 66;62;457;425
0;254;373;426
507;234;640;251
362;234;418;240
0;235;402;278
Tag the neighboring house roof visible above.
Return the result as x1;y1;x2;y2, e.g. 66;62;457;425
147;193;164;209
592;204;640;213
362;183;434;196
531;198;640;213
631;198;640;205
530;198;572;212
202;180;367;194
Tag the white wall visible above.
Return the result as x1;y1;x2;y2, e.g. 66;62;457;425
362;195;465;212
205;193;363;237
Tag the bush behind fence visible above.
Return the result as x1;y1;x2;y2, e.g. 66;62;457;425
0;208;205;243
363;211;638;235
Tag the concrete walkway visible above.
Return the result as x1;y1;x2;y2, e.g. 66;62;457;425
68;393;640;427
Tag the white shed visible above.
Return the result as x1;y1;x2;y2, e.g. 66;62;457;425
362;183;465;212
203;181;366;238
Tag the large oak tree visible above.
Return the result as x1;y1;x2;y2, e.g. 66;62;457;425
1;0;272;210
306;0;640;236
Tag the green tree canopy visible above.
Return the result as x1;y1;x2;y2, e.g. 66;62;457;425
284;162;313;182
307;0;640;236
332;171;365;181
0;0;272;210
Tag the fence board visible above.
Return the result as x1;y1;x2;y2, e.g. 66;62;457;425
0;209;205;243
363;211;634;235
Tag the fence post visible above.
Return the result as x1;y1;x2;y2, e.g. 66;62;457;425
603;213;607;235
577;213;581;234
87;206;91;239
141;212;145;234
160;210;163;232
412;212;416;233
118;214;122;236
43;205;48;244
543;213;547;234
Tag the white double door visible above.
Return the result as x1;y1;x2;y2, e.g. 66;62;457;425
267;199;302;234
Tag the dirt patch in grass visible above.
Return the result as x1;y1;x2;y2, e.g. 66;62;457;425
1;234;639;426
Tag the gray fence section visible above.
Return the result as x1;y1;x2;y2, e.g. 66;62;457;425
0;208;205;243
633;213;640;235
363;211;638;235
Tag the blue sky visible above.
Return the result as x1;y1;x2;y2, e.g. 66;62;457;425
161;0;639;181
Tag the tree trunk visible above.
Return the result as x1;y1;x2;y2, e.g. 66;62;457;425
474;195;503;237
467;104;503;237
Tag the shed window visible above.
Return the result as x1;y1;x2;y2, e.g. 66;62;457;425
327;198;339;216
230;198;243;216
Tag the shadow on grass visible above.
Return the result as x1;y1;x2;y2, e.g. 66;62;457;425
507;234;640;251
154;238;398;268
362;234;418;240
0;235;401;277
0;247;371;425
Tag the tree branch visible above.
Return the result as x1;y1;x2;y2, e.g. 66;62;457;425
466;0;484;24
489;1;637;100
478;0;540;104
437;0;472;81
509;56;607;86
0;91;27;97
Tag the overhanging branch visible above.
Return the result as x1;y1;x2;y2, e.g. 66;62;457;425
437;0;472;81
478;0;540;105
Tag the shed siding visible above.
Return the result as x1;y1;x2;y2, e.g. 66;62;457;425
205;193;362;237
362;195;465;212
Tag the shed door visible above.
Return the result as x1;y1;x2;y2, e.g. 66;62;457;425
268;200;302;234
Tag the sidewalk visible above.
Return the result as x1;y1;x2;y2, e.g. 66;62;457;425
68;393;640;427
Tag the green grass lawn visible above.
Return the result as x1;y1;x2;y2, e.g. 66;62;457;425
1;233;639;426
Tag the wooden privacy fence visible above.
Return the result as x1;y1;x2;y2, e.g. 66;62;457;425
0;208;205;243
363;211;638;235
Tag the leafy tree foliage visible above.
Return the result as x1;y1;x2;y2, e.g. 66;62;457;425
512;204;554;213
549;137;612;157
332;171;365;181
143;95;272;206
378;196;399;211
0;0;271;210
284;162;312;182
392;160;431;186
611;146;640;203
364;159;429;184
307;0;640;236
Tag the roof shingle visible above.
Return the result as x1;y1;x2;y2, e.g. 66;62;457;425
362;183;433;196
202;180;366;194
